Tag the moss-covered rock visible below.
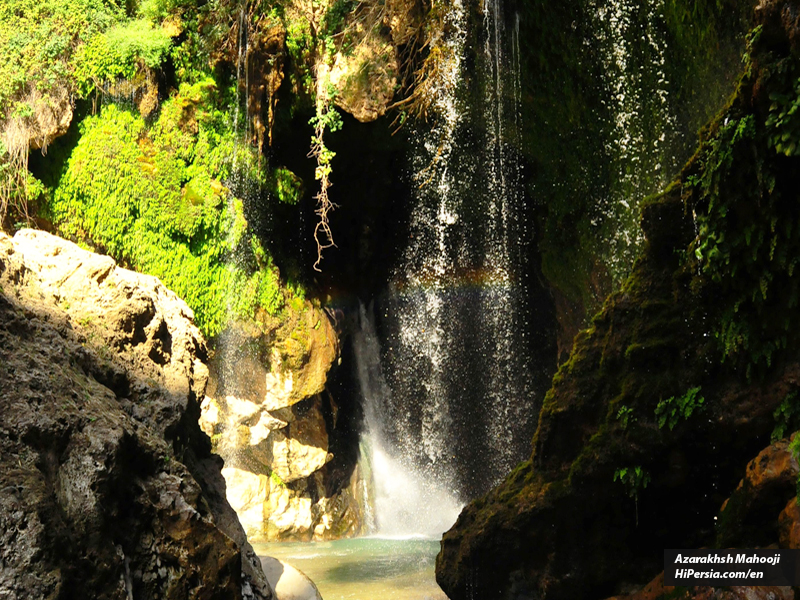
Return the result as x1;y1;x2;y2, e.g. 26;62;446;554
515;0;755;357
436;2;800;598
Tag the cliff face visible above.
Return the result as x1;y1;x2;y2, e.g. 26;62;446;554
201;307;366;541
435;0;800;598
0;230;271;600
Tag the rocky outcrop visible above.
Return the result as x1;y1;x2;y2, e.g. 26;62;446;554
201;303;364;541
2;86;73;154
437;186;798;598
0;230;272;600
435;2;800;598
717;439;800;548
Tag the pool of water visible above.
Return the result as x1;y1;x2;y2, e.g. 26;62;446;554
252;537;448;600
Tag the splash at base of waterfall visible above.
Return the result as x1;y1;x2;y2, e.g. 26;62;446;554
354;302;463;538
362;440;463;538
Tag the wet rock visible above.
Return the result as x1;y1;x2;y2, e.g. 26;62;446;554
717;439;800;548
223;462;365;542
211;307;339;412
0;230;272;599
435;3;800;596
327;29;398;123
2;86;73;154
200;299;360;541
779;498;800;548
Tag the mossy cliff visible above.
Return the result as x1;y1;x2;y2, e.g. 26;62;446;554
514;0;754;358
436;1;800;598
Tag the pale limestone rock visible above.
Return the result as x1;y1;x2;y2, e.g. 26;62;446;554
220;464;365;542
268;481;315;537
0;229;208;401
253;397;331;483
250;410;289;445
265;364;295;410
222;467;270;540
0;229;273;599
200;396;221;437
328;32;398;123
226;395;263;422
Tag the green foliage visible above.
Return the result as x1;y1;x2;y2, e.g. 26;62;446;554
0;0;123;113
766;75;800;157
272;167;303;205
74;19;172;95
43;84;287;337
789;433;800;505
524;0;750;323
229;260;284;321
319;0;358;41
688;47;800;377
772;391;800;443
616;405;636;429
613;466;651;499
309;95;342;182
655;387;704;430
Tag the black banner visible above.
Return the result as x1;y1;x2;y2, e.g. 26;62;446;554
664;550;800;586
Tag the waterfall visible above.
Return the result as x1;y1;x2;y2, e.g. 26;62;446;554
354;303;463;537
367;0;540;504
590;0;675;280
480;0;532;474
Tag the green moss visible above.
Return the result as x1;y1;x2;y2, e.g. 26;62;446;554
0;0;122;113
41;82;298;337
73;19;172;96
772;391;800;442
521;0;751;322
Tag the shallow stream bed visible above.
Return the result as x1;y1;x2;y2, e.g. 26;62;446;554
253;537;447;600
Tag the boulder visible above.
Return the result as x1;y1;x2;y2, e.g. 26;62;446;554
260;557;323;600
779;499;800;549
717;439;800;548
0;230;272;599
222;462;365;542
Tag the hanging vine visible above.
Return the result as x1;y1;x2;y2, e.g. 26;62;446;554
308;71;342;271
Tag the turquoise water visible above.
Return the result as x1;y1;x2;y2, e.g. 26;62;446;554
253;538;448;600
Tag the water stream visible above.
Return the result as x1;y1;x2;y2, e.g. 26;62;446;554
354;302;463;538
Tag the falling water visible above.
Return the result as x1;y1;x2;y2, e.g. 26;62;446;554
354;303;463;537
590;0;675;280
480;0;532;473
367;0;539;507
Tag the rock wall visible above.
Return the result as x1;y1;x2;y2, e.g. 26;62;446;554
201;306;366;541
0;230;272;600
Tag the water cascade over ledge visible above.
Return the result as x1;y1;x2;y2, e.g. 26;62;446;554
368;0;542;508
